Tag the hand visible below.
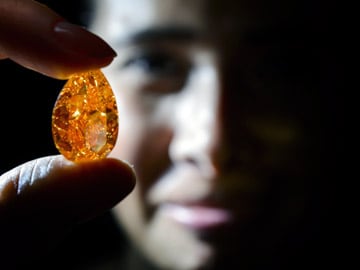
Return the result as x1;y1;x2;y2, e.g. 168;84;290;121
0;157;135;266
0;0;117;79
0;0;135;267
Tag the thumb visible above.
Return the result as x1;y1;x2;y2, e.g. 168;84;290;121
0;155;135;263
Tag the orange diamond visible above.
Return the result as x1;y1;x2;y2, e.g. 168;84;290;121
52;69;118;162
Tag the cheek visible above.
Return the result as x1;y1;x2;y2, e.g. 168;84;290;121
107;70;149;160
108;91;144;162
109;85;173;191
111;92;170;152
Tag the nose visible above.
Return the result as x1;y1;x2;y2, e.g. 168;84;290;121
169;62;224;178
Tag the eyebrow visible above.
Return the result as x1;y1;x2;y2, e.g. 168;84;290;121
124;26;201;44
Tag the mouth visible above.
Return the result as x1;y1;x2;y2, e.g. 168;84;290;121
160;203;233;230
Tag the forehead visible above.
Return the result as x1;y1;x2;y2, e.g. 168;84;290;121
91;0;331;47
92;0;206;40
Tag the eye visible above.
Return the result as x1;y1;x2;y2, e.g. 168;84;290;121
119;49;191;95
122;50;188;77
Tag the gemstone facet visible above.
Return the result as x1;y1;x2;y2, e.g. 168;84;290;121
52;69;118;162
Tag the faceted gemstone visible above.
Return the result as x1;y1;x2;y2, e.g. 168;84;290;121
52;69;118;162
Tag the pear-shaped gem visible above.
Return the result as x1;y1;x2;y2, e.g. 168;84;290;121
52;69;118;162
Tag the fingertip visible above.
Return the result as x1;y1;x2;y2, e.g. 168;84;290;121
80;158;137;196
50;55;115;80
48;20;117;79
53;21;117;59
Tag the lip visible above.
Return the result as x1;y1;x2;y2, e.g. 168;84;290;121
161;203;233;230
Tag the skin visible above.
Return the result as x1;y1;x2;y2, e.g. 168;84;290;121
90;0;339;269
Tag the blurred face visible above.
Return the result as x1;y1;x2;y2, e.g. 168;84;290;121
90;0;333;269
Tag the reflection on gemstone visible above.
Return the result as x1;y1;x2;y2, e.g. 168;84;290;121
52;69;118;162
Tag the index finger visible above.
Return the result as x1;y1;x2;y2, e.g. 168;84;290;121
0;0;116;79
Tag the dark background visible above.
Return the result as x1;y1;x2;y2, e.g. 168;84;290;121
0;1;347;268
0;60;59;173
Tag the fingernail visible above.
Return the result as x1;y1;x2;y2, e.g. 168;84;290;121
53;21;117;59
